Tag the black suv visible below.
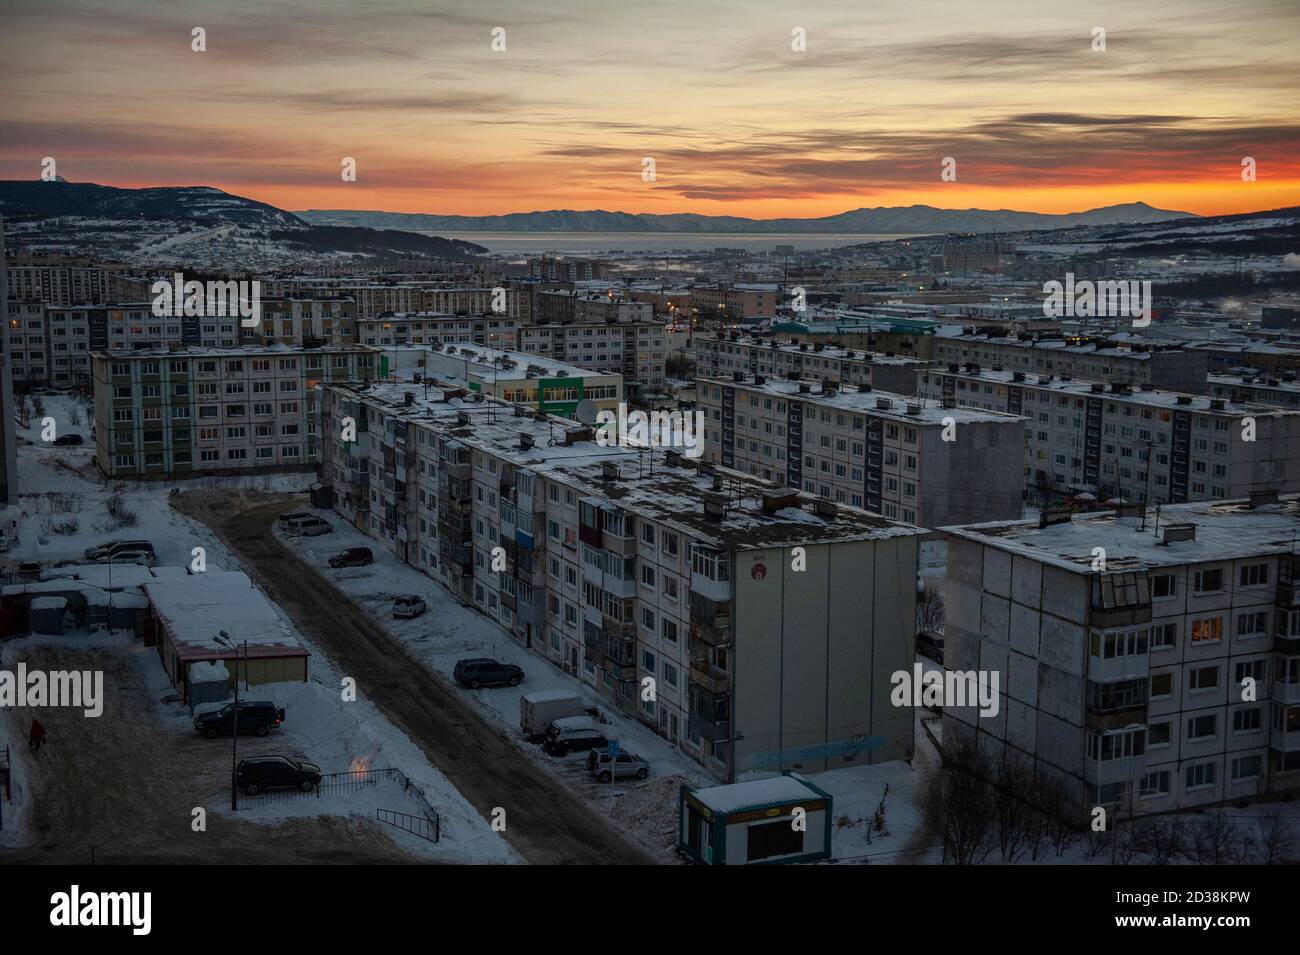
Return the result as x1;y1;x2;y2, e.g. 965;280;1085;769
328;547;373;568
236;756;322;795
453;658;524;689
194;701;285;738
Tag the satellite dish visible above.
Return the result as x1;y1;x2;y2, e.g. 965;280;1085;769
574;399;599;426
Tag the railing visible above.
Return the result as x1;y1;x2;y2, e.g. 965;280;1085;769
376;808;440;843
235;766;400;810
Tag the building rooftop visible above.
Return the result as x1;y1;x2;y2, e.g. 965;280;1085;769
142;571;308;662
418;342;610;381
91;343;375;359
698;376;1021;425
930;367;1297;417
702;334;929;366
944;495;1300;574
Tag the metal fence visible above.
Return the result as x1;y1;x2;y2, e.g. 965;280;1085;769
377;808;440;843
234;766;401;810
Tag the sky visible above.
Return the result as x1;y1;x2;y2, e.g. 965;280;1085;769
2;0;1298;219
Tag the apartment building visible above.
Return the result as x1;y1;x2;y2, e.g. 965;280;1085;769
5;300;51;387
528;256;613;282
416;342;622;416
0;224;18;502
1208;371;1300;409
518;322;666;395
934;332;1210;393
942;495;1300;819
573;296;653;325
4;253;115;305
358;313;519;349
695;334;927;396
697;375;1024;528
918;365;1300;504
91;345;380;478
243;297;357;346
690;284;777;321
340;285;530;322
320;381;923;781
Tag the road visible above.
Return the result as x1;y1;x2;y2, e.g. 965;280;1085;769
174;490;657;865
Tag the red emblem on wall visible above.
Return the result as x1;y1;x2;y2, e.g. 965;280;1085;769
751;563;767;580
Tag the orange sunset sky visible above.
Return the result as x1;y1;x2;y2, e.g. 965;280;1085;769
2;0;1298;220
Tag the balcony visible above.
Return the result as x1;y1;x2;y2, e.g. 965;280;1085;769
689;658;732;695
602;634;636;676
1085;706;1148;733
1274;680;1300;706
1083;754;1145;786
1089;573;1152;629
689;687;730;743
1086;654;1149;683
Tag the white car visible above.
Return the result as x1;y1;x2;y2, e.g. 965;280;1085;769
393;595;427;619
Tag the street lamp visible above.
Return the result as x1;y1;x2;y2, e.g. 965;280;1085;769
213;631;245;810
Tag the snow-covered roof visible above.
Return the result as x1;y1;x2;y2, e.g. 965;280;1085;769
189;660;231;684
690;773;826;814
143;571;307;661
523;689;581;704
30;596;67;611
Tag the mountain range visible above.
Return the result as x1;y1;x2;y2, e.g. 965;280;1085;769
294;202;1196;235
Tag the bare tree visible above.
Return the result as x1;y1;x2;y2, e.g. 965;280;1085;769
1253;807;1294;864
992;753;1037;863
916;585;945;634
922;738;996;864
1189;813;1246;865
1034;776;1079;858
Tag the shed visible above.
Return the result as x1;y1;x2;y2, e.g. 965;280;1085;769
678;772;833;865
29;596;67;635
187;659;233;712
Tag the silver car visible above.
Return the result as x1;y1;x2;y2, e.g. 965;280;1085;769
586;748;650;782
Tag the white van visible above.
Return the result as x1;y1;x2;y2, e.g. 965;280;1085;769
284;515;333;537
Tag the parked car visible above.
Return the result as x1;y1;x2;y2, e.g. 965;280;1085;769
53;433;84;446
454;657;523;689
277;510;312;530
17;561;42;582
327;547;373;569
284;515;333;537
235;756;321;795
586;748;650;782
392;594;427;618
84;539;154;561
916;629;945;665
520;690;584;740
105;549;155;567
194;700;285;738
542;716;608;756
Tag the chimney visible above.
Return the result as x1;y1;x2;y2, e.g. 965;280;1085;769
519;433;534;451
702;492;726;522
812;498;838;519
601;461;620;481
1161;523;1197;544
1039;507;1073;528
1249;489;1279;509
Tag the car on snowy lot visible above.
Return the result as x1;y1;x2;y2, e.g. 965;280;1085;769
194;700;285;738
453;657;523;689
17;561;43;582
327;547;373;568
52;433;84;446
235;756;321;795
283;514;333;537
586;748;650;782
104;549;155;567
542;717;608;756
84;539;154;561
393;595;427;618
277;510;312;530
915;630;945;665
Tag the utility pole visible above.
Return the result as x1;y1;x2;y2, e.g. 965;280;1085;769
215;630;242;810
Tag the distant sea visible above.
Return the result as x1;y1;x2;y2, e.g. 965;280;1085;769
422;231;927;255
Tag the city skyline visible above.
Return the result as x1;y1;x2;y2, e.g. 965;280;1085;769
2;0;1298;219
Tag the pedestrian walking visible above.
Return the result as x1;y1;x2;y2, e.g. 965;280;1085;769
29;718;46;753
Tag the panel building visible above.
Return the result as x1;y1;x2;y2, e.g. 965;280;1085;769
695;333;927;396
943;495;1300;818
91;345;380;478
918;365;1300;504
320;382;923;781
697;375;1024;528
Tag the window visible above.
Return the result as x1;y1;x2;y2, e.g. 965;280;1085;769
1150;672;1173;698
1189;666;1219;692
1231;755;1263;781
1190;617;1222;645
1139;770;1171;798
1239;563;1269;587
1186;714;1217;741
1147;721;1171;747
1184;762;1216;790
1193;568;1223;593
1151;574;1176;598
1237;611;1269;639
1151;623;1176;650
1233;707;1263;734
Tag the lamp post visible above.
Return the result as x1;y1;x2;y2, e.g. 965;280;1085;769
214;631;245;810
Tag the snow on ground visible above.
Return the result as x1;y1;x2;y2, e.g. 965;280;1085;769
278;512;724;860
0;441;516;862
